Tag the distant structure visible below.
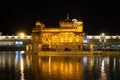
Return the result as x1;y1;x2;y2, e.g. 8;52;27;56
27;15;85;52
0;34;31;51
0;32;2;36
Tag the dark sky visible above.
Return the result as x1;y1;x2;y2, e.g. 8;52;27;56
0;0;120;35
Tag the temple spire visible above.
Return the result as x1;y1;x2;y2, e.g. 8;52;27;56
66;13;69;19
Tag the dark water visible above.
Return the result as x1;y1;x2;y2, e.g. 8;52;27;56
0;51;120;80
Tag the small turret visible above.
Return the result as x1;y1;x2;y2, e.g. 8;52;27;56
32;20;44;51
77;20;83;32
35;20;45;29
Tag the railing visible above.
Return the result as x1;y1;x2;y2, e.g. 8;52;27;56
0;36;31;40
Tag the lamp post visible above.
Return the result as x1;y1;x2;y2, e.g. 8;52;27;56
100;33;106;42
18;32;27;50
100;33;106;50
18;32;26;39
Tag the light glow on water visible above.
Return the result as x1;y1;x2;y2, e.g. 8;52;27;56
99;59;107;80
0;52;120;80
20;55;25;80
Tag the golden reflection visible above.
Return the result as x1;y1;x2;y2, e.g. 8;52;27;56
32;56;85;80
60;62;64;73
89;57;93;71
20;55;25;80
26;55;31;67
49;56;51;74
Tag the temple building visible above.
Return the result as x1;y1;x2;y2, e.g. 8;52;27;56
31;15;85;52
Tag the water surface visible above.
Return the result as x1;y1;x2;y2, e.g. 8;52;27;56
0;51;120;80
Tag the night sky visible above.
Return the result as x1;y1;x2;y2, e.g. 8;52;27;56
0;0;120;35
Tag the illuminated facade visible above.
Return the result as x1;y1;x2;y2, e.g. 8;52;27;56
32;15;85;51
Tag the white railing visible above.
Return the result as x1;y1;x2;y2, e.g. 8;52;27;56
0;36;32;40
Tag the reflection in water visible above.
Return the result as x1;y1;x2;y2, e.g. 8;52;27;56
31;55;85;80
20;55;24;80
15;51;25;80
99;58;107;80
48;56;51;75
0;52;120;80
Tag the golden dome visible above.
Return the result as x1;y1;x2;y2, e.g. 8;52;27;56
35;20;41;26
59;14;74;28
